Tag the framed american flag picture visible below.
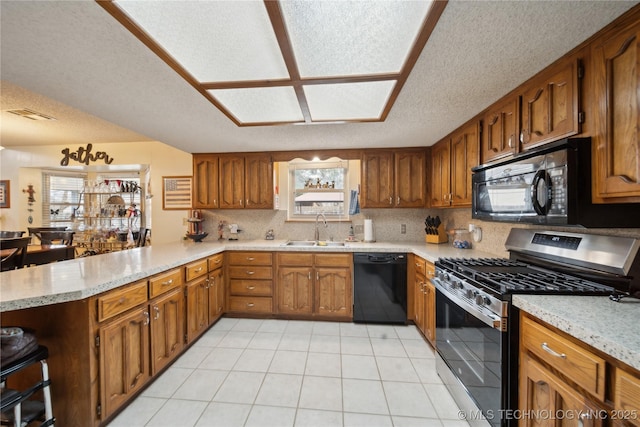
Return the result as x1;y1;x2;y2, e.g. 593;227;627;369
162;176;192;210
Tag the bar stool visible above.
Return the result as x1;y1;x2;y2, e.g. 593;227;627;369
0;346;55;426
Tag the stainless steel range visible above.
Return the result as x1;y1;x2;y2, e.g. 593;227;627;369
432;228;640;427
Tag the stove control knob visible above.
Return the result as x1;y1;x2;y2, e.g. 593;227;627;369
475;294;491;306
465;289;474;299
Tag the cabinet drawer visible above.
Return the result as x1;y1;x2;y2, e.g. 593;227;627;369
414;256;426;277
208;253;224;271
97;280;148;322
149;268;183;298
228;251;272;266
314;253;352;267
521;315;606;400
228;266;272;280
277;252;314;266
615;368;640;426
230;279;273;296
229;296;272;313
185;259;208;282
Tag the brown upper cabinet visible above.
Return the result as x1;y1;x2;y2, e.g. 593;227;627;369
519;57;582;151
481;96;520;163
193;153;273;209
193;154;219;209
361;149;427;208
431;121;479;208
591;18;640;201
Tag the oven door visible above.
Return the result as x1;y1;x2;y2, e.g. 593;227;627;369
435;284;508;427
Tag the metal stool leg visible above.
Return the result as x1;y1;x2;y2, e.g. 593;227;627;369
40;359;53;424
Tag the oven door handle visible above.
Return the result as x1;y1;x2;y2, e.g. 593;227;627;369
434;280;506;331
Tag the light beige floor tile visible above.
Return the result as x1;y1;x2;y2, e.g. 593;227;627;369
392;416;443;427
341;354;379;380
382;381;438;418
339;322;370;337
233;348;275;372
269;350;308;374
106;396;165;427
294;409;343;427
217;331;255;348
173;369;228;401
342;379;388;415
370;337;407;357
305;352;342;377
285;320;315;334
248;332;283;350
366;324;399;339
340;336;373;356
146;399;208;426
410;358;442;384
192;330;228;348
141;367;192;399
393;325;423;340
230;318;264;332
402;339;436;358
257;319;289;333
254;373;303;407
375;356;420;382
245;405;296;427
278;333;312;351
309;334;341;353
299;376;343;411
212;371;265;404
312;321;341;336
423;383;466;420
343;412;393;427
172;345;213;369
199;347;243;371
194;402;251;427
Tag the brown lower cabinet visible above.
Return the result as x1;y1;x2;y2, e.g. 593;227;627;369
409;254;435;347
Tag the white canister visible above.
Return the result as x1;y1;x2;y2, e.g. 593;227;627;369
364;219;375;242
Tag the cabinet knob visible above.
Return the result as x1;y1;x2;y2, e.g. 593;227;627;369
246;270;255;275
162;279;173;286
247;286;255;290
247;303;255;308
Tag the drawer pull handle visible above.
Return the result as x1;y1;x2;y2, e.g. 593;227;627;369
246;271;255;275
194;267;203;272
247;286;255;290
162;279;174;286
213;259;222;264
118;297;125;305
153;306;160;320
247;257;255;261
247;303;255;307
541;342;566;359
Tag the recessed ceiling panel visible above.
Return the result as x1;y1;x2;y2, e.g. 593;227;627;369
209;86;304;124
116;1;289;82
303;81;397;121
280;0;433;78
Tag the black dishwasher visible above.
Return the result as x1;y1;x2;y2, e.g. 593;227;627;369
353;253;407;324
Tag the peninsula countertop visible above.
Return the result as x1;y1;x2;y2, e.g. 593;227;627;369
0;239;494;312
513;294;640;371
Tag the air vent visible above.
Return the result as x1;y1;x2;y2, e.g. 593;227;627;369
6;108;56;121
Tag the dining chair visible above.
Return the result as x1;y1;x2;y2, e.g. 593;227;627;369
136;228;150;247
0;231;26;238
1;237;31;271
38;231;75;246
28;227;69;244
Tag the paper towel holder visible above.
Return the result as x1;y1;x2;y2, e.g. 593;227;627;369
363;219;375;243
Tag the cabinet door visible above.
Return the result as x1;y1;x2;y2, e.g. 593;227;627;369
245;154;273;209
219;155;245;209
430;140;451;207
100;307;150;419
208;267;225;323
186;276;209;342
277;267;313;314
193;154;219;209
450;122;479;207
482;97;519;163
592;22;640;199
413;274;425;334
424;281;436;346
519;354;605;427
315;267;352;318
521;58;580;150
361;151;394;208
394;149;427;207
150;287;184;375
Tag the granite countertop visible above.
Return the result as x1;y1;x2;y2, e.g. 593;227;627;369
0;239;493;313
513;294;640;371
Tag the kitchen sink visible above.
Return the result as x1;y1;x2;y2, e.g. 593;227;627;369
282;240;346;247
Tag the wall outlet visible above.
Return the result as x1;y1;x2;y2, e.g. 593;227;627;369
355;225;364;234
401;224;406;234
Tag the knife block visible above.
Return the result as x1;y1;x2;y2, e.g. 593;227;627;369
425;224;448;244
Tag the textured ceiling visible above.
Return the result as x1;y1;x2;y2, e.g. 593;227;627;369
1;1;638;154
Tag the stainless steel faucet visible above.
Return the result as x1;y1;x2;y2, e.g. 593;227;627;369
314;213;327;241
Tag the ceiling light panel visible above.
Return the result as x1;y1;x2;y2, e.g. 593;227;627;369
116;1;289;82
303;81;397;121
280;0;433;78
209;86;304;124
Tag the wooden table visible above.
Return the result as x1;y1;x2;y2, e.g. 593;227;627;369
1;244;75;268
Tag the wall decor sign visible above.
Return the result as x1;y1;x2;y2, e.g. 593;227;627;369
60;143;114;166
0;180;10;208
162;176;192;210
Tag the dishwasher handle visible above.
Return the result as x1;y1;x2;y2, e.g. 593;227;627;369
354;253;406;264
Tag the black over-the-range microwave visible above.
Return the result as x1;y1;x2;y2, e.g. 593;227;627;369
471;137;640;228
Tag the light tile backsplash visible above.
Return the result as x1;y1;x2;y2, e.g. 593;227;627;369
197;208;640;258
